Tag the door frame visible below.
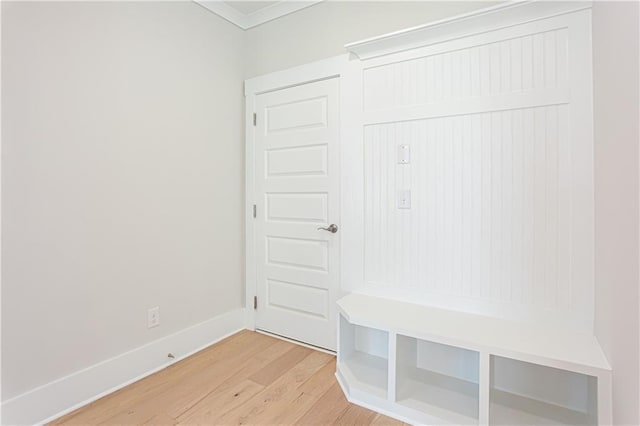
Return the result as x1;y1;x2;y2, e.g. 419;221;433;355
244;54;351;331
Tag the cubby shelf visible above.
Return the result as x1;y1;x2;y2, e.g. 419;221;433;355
341;351;388;399
396;373;479;425
490;389;595;426
335;293;612;426
338;316;389;399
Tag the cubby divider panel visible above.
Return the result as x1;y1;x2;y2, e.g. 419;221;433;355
339;315;389;399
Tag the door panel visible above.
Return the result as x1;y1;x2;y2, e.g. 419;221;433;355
266;193;328;223
266;237;329;271
266;145;328;177
254;78;339;351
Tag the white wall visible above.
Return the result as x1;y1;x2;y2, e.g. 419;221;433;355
1;0;244;401
593;2;640;425
244;1;498;78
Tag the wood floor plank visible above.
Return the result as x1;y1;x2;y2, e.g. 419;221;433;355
370;413;408;426
51;331;391;426
335;403;378;425
175;379;264;424
208;350;333;425
297;357;337;397
53;331;261;425
295;381;352;425
248;344;312;386
241;353;335;425
141;412;176;425
98;338;292;424
160;339;293;418
267;391;318;425
265;358;340;425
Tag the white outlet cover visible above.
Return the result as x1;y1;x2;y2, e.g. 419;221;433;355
147;306;160;328
398;190;411;209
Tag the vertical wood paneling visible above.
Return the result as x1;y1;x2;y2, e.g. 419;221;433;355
532;33;545;90
557;105;572;311
480;113;492;299
363;28;569;111
511;109;524;304
363;105;573;313
522;35;534;91
490;112;502;300
356;14;593;330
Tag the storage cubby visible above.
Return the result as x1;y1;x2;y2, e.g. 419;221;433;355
338;314;389;398
490;356;598;426
336;294;610;425
396;335;479;425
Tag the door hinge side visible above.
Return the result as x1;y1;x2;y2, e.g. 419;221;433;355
253;296;257;310
252;204;257;218
253;113;257;126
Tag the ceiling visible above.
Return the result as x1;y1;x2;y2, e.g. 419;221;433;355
195;0;324;30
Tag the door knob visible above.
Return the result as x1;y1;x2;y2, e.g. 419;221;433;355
317;224;338;233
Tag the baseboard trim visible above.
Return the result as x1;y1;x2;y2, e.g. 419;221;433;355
1;307;247;425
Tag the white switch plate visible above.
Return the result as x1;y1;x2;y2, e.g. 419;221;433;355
398;144;410;164
147;306;160;328
398;190;411;209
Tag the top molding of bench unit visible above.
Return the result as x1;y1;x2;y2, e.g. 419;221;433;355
344;1;592;60
337;293;610;375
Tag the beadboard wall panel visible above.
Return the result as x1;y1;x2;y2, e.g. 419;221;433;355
344;8;594;331
363;28;569;112
364;105;572;312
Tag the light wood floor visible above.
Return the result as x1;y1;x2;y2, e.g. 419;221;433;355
52;330;405;425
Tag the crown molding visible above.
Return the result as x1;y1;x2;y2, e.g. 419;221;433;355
194;0;323;30
345;0;592;60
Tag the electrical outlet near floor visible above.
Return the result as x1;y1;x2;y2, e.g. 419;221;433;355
147;306;160;328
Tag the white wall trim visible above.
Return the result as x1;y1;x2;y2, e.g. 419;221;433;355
244;54;348;96
194;0;323;30
1;308;246;425
345;0;592;60
194;0;246;29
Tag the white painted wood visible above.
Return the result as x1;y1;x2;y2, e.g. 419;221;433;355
266;193;328;223
478;352;490;426
387;332;397;403
241;0;323;30
395;336;480;425
244;54;348;345
253;78;339;351
490;388;595;426
339;316;389;399
345;1;591;60
1;308;246;425
337;294;611;426
492;356;596;415
362;104;585;327
266;145;328;177
338;293;609;373
338;58;364;296
244;54;348;96
245;94;257;330
341;6;595;333
194;0;323;30
362;26;569;112
335;2;604;424
597;370;612;425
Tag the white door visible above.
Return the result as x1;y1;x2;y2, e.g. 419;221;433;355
253;78;339;351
